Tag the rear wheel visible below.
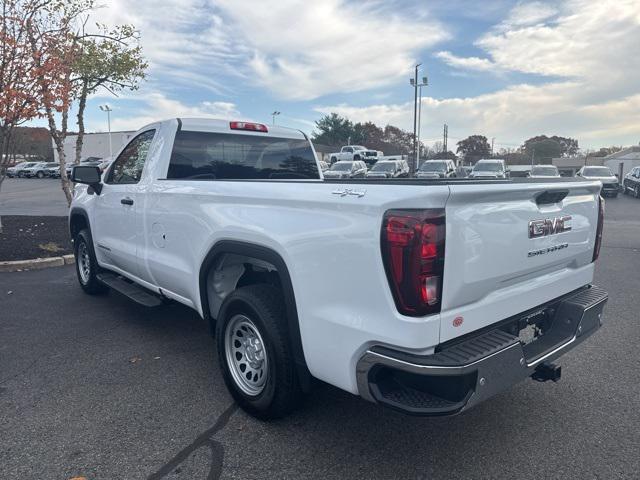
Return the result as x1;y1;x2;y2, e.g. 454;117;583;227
37;171;44;178
74;229;108;294
635;185;640;198
216;284;302;419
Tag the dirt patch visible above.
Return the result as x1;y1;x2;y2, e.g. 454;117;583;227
0;216;71;261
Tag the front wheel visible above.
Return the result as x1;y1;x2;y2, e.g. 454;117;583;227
216;284;303;419
37;171;44;178
74;229;108;294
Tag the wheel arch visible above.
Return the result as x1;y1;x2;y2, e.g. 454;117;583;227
69;207;91;240
199;240;311;385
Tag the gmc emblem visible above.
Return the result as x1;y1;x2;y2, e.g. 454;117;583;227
528;216;572;238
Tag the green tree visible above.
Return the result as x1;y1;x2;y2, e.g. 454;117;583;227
312;113;354;147
522;135;579;160
72;24;147;165
456;135;491;162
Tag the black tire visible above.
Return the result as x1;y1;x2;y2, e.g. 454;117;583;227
74;229;108;294
635;185;640;198
216;284;303;419
330;156;337;163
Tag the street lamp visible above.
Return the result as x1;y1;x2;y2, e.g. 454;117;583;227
271;111;281;125
99;104;113;159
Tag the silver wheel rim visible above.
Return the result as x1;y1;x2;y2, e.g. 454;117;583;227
78;241;91;284
224;314;268;396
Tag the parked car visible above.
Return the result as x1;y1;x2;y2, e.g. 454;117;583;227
366;160;403;179
416;159;457;179
6;162;30;178
322;160;367;179
509;165;531;178
13;162;38;177
328;145;382;166
469;159;508;179
622;166;640;197
23;162;57;178
69;117;607;420
45;163;61;178
329;145;365;163
577;166;619;197
530;165;561;179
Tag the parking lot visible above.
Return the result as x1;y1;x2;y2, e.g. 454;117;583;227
1;194;639;479
0;178;69;216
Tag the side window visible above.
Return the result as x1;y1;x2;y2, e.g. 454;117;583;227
107;130;156;184
345;147;353;153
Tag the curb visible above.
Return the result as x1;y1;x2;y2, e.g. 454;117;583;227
0;254;75;273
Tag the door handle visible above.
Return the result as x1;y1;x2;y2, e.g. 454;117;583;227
121;197;134;206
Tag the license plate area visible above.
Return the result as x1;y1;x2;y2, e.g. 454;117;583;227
503;308;554;347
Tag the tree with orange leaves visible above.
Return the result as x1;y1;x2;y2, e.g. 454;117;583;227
0;0;42;232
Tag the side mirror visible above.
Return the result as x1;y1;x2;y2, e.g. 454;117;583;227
72;165;102;194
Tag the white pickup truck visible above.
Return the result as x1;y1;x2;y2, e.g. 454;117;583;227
329;145;383;165
69;118;608;419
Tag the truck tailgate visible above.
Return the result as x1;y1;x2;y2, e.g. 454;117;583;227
440;180;602;342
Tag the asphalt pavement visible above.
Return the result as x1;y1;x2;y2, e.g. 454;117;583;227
1;195;639;479
0;178;69;216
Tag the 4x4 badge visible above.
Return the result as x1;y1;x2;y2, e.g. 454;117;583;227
332;188;366;198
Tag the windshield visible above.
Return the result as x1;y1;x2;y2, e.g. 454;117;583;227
371;162;396;172
474;162;503;172
531;166;558;176
582;167;612;176
331;162;352;171
22;163;37;168
419;162;446;172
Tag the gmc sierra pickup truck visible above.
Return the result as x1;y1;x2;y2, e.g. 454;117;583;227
69;118;608;419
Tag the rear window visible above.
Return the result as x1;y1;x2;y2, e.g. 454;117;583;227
531;166;558;176
582;167;612;176
167;131;319;180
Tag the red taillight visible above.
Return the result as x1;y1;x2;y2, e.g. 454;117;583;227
381;209;445;316
593;195;605;262
229;121;268;133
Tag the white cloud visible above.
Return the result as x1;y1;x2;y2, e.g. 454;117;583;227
99;92;240;131
98;0;448;101
317;84;640;149
502;2;558;27
212;0;449;100
434;51;496;71
320;0;640;148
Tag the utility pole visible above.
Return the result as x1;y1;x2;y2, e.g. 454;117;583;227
443;124;448;153
99;105;113;159
410;64;420;175
491;137;495;156
271;111;280;125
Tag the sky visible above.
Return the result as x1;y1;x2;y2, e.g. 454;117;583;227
50;0;640;151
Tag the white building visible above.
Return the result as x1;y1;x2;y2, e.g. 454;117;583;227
52;131;135;163
603;146;640;179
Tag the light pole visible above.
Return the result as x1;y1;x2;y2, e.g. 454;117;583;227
410;66;427;174
271;111;281;125
99;105;113;159
417;75;428;164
